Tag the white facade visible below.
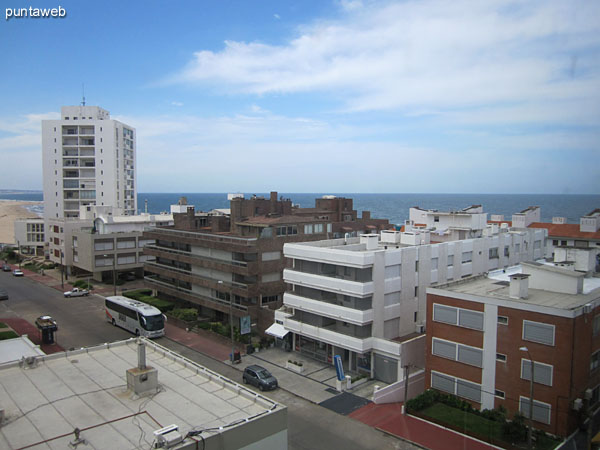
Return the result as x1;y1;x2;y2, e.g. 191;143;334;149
512;206;541;228
13;218;44;254
408;205;487;242
282;226;547;383
42;105;137;223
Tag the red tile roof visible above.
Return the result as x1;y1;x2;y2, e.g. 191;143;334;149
529;222;600;240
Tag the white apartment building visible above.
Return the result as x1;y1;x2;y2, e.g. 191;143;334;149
280;225;547;384
409;205;488;241
13;217;45;255
42;105;137;222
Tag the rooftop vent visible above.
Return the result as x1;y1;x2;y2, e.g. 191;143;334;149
509;273;529;299
126;340;158;396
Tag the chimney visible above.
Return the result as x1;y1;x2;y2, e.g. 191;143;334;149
270;191;278;214
509;274;529;299
126;340;158;396
360;234;379;250
362;211;371;220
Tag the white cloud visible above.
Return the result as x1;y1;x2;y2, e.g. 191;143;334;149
273;13;280;20
170;101;184;106
170;0;600;126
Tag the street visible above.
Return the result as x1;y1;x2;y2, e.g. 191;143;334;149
0;271;415;450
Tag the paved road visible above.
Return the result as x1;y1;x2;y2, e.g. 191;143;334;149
0;270;133;348
0;272;417;450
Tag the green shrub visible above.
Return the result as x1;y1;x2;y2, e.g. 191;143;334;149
0;322;7;328
0;330;19;340
73;280;93;290
406;389;440;412
197;321;211;330
123;291;174;312
502;412;527;443
170;308;198;322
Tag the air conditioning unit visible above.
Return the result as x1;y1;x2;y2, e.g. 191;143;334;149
584;303;593;314
415;324;425;334
573;398;583;411
153;424;183;449
585;388;593;400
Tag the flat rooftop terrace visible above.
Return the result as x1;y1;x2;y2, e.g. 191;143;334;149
439;265;600;311
0;338;284;450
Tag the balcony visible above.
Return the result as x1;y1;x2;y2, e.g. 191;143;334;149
145;261;249;291
284;269;374;297
284;292;373;325
284;318;371;354
285;242;375;267
144;276;248;312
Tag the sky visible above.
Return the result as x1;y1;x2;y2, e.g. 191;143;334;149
0;0;599;194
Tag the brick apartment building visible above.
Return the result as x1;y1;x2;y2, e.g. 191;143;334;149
142;192;389;334
426;262;600;437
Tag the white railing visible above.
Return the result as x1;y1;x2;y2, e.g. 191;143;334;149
283;293;373;325
284;269;374;296
284;318;371;353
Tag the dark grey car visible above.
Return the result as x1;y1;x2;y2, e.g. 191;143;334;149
242;365;278;391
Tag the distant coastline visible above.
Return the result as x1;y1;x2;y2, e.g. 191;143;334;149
0;191;598;226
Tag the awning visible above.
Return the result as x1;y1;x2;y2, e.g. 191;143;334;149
265;323;289;339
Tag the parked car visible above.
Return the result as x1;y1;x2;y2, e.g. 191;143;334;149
0;288;8;300
242;365;278;391
12;269;24;277
63;287;90;297
2;264;11;272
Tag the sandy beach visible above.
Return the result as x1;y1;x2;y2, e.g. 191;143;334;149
0;200;42;245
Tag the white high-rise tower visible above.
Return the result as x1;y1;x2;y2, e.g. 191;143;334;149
42;105;137;264
42;105;137;219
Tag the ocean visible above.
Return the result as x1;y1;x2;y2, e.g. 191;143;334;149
2;191;598;225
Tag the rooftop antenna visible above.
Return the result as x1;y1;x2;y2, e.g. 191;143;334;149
81;83;86;106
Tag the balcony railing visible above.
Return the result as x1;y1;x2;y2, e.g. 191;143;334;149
144;227;258;246
283;292;373;325
144;276;248;311
145;261;248;290
284;269;374;296
144;244;249;267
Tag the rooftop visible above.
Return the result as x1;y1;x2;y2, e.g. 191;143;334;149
529;222;600;240
0;338;283;450
437;263;600;312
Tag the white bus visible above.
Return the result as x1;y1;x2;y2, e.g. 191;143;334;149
105;296;165;338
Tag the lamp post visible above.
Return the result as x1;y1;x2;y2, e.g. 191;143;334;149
103;254;117;296
218;280;236;363
520;346;535;450
60;251;64;289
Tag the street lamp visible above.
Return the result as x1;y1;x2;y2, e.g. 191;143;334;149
520;346;535;450
103;254;117;296
218;280;235;363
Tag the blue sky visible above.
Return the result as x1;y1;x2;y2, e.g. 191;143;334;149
1;0;599;194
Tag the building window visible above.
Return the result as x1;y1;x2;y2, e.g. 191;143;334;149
432;304;483;330
593;315;600;336
523;320;555;346
521;359;553;386
591;351;600;372
314;223;324;233
432;338;483;368
498;316;508;325
496;353;507;362
448;255;454;266
304;224;313;234
489;247;499;259
431;257;438;270
504;246;510;257
462;251;473;263
431;372;482;403
519;397;551;425
495;390;506;399
276;225;297;236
